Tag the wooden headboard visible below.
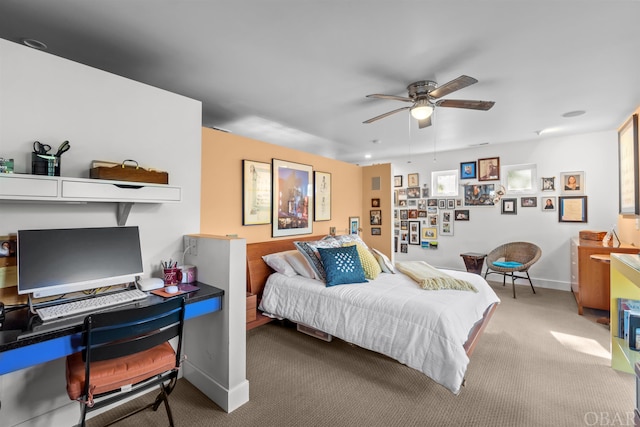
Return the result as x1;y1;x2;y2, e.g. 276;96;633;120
246;235;325;298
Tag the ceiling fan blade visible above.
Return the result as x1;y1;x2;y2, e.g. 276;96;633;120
366;94;413;103
429;75;478;99
418;116;432;129
363;106;411;124
436;99;495;110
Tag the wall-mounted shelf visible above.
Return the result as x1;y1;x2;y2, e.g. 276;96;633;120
0;174;181;225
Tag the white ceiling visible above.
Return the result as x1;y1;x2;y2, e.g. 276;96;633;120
1;1;639;164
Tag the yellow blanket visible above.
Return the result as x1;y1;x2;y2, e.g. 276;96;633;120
396;261;478;292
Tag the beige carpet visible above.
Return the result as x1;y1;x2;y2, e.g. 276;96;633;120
89;283;635;426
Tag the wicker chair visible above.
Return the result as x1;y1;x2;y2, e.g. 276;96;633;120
484;242;541;298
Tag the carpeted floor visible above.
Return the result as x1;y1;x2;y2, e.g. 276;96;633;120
89;283;635;426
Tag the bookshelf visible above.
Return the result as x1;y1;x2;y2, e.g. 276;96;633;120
610;253;640;373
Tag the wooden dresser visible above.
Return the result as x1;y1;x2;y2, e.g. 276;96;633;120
570;238;640;314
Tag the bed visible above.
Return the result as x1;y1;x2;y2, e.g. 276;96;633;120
247;235;500;394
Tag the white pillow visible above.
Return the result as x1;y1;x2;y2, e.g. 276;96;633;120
371;248;395;274
262;250;298;277
284;250;318;280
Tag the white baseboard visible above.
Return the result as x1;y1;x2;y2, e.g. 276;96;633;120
182;360;249;413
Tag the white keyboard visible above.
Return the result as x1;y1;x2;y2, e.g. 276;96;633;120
36;289;149;322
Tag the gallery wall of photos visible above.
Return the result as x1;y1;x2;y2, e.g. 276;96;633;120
392;157;587;253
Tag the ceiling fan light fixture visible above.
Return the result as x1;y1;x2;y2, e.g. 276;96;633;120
410;101;433;120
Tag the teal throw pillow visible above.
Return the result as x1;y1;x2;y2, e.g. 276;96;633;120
317;245;367;287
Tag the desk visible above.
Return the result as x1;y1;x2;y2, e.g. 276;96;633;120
0;282;224;375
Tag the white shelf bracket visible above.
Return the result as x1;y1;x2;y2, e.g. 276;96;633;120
117;202;134;226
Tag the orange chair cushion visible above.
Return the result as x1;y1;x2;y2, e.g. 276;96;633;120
66;342;176;400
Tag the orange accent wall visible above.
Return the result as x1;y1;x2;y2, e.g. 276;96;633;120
201;128;364;243
618;105;640;247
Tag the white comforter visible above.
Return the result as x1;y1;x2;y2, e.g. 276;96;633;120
258;269;500;394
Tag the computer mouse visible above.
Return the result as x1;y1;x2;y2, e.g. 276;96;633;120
165;285;179;294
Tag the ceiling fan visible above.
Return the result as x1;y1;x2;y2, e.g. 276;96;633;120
363;75;495;129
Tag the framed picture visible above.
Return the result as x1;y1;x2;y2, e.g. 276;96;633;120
242;160;271;225
371;227;381;236
560;171;585;195
478;157;500;181
501;198;517;214
541;196;556;211
314;171;331;221
431;170;459;197
559;196;588;222
460;161;477;179
409;221;420;245
408;173;419;187
464;184;495;206
370;209;382;225
407;186;421;198
441;211;453;236
446;199;455;209
272;159;313;237
438;199;446;209
422;227;437;240
394;175;403;187
619;114;639;214
349;216;360;235
0;234;17;288
421;187;429;198
371;198;380;207
454;209;470;221
521;196;537;207
503;163;537;194
541;177;556;191
400;242;408;253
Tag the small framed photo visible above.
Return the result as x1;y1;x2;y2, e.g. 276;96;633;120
521;197;537;207
541;196;556;211
409;221;421;245
560;171;585;194
446;199;455;209
478;157;500;181
460;161;477;179
427;198;438;207
407;187;421;198
349;216;360;235
501;198;517;214
408;173;419;187
559;196;588;222
438;199;446;209
422;227;437;240
421;187;429;198
454;209;469;221
370;209;382;225
394;175;403;187
541;177;555;191
400;242;408;253
371;198;380;207
371;227;381;236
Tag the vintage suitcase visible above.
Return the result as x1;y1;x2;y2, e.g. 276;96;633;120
89;159;168;184
579;230;607;241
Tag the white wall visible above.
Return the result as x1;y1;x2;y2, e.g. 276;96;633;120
384;130;618;291
0;39;202;426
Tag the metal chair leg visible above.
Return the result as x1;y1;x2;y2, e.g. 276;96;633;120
526;271;536;294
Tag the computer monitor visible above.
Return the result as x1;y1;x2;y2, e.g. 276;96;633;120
17;226;143;298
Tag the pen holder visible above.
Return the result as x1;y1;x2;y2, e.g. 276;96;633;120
32;153;60;176
163;267;183;285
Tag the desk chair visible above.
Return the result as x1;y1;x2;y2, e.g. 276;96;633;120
66;297;186;427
